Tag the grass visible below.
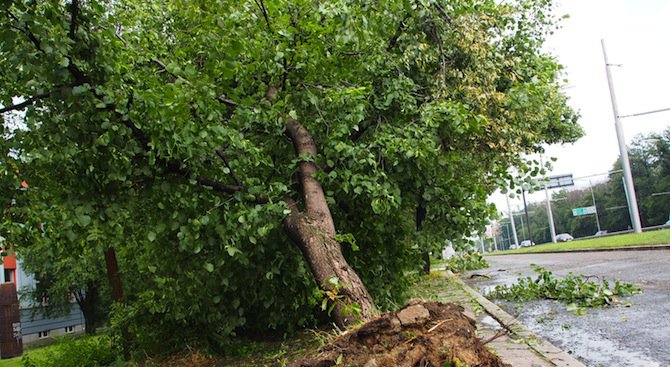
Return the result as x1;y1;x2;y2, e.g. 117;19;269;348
0;334;322;367
213;332;324;367
495;229;670;254
0;342;58;367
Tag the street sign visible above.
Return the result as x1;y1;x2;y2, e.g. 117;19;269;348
547;174;574;189
572;206;597;216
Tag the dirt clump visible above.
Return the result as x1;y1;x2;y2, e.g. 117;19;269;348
291;301;507;367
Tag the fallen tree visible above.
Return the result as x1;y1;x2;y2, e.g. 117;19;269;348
1;0;581;350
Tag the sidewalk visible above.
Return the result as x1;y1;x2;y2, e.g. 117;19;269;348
429;270;585;367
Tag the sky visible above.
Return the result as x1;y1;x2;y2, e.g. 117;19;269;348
490;0;670;213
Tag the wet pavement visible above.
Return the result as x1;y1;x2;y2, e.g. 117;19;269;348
464;250;670;367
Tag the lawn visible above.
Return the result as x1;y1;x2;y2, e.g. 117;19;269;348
0;335;112;367
494;229;670;254
0;343;54;367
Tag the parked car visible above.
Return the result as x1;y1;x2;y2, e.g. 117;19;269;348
556;233;574;242
520;240;535;247
595;230;608;236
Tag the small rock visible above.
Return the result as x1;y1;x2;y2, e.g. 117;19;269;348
364;358;378;367
396;304;430;326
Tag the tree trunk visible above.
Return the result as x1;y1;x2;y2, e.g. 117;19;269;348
104;248;124;302
74;283;98;335
284;119;378;328
416;205;431;274
103;247;131;360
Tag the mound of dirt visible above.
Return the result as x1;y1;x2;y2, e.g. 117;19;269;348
290;301;507;367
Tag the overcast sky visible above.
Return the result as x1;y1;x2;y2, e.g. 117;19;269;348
490;0;670;213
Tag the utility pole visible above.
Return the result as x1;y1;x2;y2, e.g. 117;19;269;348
601;39;642;233
522;189;532;242
541;155;557;243
517;211;525;242
589;180;602;232
506;194;519;248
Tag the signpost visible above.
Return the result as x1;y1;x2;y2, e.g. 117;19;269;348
544;173;574;243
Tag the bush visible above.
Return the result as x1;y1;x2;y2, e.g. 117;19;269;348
22;335;120;367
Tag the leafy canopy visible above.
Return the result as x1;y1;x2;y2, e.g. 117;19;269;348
1;0;581;349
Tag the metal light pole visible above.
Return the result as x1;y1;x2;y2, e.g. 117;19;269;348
541;155;557;243
517;212;524;238
506;194;519;248
502;222;510;249
601;39;642;233
589;180;602;232
522;189;532;242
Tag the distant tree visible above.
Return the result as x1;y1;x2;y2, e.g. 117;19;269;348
20;249;108;336
519;127;670;238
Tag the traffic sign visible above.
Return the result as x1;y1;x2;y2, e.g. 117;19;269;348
547;174;574;189
572;206;597;216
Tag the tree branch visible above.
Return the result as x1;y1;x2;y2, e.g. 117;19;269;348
10;7;265;202
387;15;410;51
216;149;242;186
195;175;245;194
8;9;90;85
148;55;239;107
69;0;79;40
253;0;272;32
7;10;44;53
0;91;52;114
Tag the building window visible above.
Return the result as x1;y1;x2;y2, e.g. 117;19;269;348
38;330;50;339
64;326;74;333
3;269;13;283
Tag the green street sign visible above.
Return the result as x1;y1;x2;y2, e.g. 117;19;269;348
572;206;597;216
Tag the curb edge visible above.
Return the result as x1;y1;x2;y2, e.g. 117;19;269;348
445;271;586;367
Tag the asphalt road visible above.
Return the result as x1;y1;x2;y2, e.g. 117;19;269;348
464;249;670;367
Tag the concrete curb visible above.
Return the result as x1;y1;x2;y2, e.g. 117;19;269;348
445;271;586;367
489;243;670;256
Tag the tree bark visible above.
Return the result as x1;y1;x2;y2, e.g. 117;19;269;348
74;283;98;335
103;247;131;360
416;205;431;275
104;248;124;302
284;119;378;328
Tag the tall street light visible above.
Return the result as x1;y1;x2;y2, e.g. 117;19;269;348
601;39;642;233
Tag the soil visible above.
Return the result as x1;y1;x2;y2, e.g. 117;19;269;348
290;300;507;367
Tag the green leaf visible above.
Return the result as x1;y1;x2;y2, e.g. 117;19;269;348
203;263;214;273
72;84;90;96
77;215;91;227
147;231;156;242
226;246;238;257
